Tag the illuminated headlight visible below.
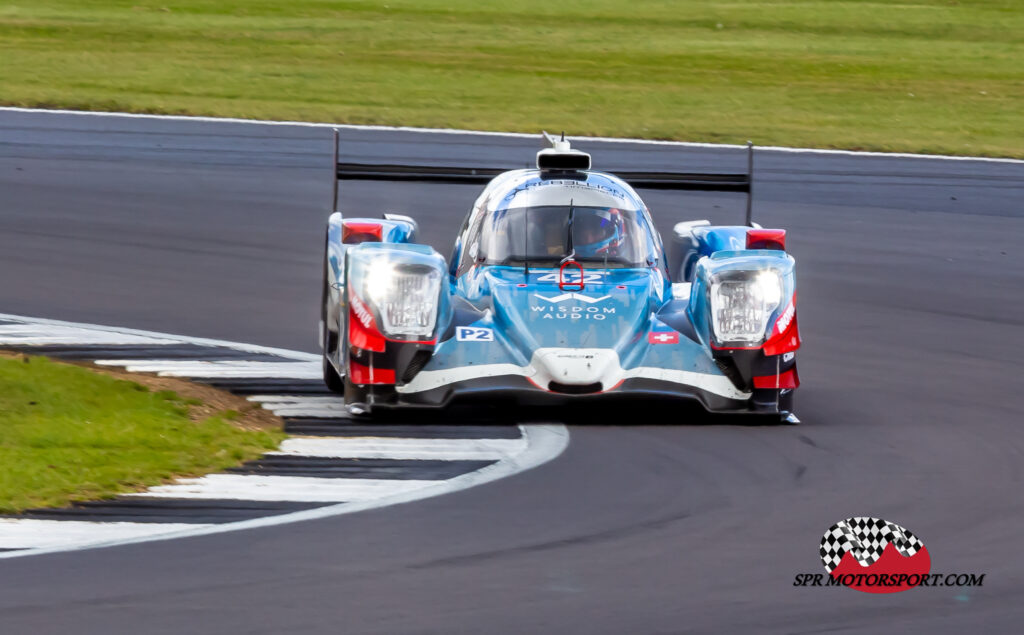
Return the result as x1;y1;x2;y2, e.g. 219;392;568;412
710;270;782;344
364;263;441;338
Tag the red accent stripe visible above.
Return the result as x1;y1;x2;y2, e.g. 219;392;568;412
342;221;383;243
763;313;800;356
753;367;799;390
348;360;396;385
746;228;786;250
764;293;800;356
348;294;385;353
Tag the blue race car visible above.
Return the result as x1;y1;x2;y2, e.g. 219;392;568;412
321;134;800;421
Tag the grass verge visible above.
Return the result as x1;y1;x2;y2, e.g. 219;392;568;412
0;353;284;513
0;1;1021;157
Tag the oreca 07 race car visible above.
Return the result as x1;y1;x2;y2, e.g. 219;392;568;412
321;134;800;421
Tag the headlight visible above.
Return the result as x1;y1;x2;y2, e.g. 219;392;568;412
363;262;441;338
710;269;782;344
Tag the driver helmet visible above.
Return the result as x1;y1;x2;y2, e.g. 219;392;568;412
574;207;626;258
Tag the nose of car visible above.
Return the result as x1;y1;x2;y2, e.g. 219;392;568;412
487;271;653;356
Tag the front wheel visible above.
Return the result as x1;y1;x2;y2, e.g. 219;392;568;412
321;238;346;394
323;354;344;394
321;286;346;391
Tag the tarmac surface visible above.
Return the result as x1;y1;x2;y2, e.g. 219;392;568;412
1;109;1022;633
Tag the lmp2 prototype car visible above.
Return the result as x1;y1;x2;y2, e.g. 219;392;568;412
321;133;800;421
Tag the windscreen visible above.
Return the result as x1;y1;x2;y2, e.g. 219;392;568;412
481;205;653;268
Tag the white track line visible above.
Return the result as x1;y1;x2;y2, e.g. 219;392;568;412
0;313;318;361
266;406;348;418
274;437;527;461
2;106;1022;164
272;408;347;418
0;315;570;559
94;359;321;379
246;395;347;417
0;519;211;550
248;395;344;404
0;423;568;559
134;475;438;503
0;323;176;346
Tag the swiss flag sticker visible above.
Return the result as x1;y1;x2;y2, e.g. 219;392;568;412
648;331;679;345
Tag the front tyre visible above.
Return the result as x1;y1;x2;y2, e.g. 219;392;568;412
321;242;345;394
323;354;344;394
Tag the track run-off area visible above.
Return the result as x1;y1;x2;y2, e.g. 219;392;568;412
0;313;567;558
0;108;1022;633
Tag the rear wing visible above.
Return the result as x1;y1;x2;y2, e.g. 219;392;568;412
332;130;756;226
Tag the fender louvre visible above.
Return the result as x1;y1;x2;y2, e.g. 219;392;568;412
401;350;433;384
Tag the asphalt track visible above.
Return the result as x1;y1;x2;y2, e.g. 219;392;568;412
1;109;1023;633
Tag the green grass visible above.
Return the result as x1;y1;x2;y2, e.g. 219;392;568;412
0;356;283;513
0;1;1022;156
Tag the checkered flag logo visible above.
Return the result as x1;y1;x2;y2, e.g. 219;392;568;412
820;517;924;574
